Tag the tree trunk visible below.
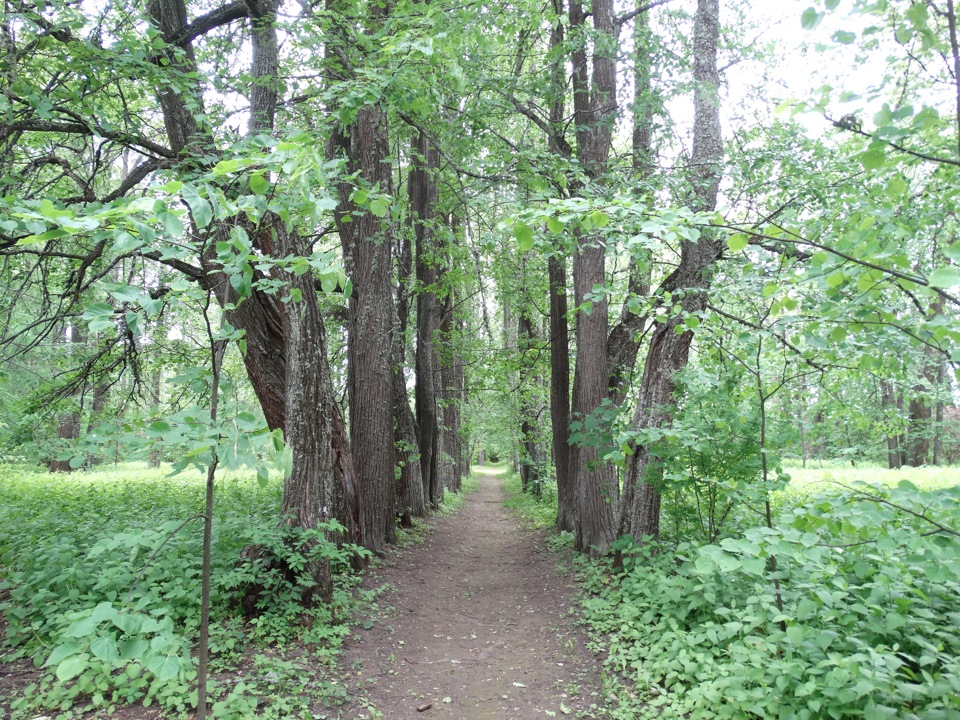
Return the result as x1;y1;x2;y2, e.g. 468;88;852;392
332;99;397;553
881;380;903;470
606;8;655;408
439;302;465;493
549;256;575;532
273;222;339;600
568;0;620;556
49;323;83;472
619;0;723;545
392;223;426;524
393;366;424;526
148;0;360;558
411;132;442;507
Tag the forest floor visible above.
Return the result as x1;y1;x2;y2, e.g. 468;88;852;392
335;471;607;720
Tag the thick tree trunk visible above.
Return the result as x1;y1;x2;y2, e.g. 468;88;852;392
411;132;442;507
619;0;722;545
605;10;655;408
440;312;465;493
567;0;620;556
332;100;397;553
149;0;360;560
274;223;338;600
392;226;426;524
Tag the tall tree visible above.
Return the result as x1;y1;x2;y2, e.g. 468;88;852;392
568;0;621;555
619;0;723;544
328;0;398;551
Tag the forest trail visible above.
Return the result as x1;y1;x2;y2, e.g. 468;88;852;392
337;472;605;720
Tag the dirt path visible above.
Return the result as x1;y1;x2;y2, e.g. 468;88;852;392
336;472;605;720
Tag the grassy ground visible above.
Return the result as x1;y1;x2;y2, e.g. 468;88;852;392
783;463;960;492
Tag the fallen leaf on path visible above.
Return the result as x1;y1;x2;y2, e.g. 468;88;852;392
416;703;432;712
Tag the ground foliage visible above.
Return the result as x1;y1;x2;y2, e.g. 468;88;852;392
0;462;370;718
503;464;960;720
581;477;960;720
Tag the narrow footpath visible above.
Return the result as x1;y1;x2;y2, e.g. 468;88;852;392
337;472;605;720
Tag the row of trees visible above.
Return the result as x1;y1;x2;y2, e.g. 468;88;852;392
2;0;960;575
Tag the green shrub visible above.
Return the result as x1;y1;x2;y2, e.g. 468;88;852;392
0;463;363;716
581;480;960;720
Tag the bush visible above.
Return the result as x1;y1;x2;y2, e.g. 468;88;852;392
581;480;960;720
0;463;364;716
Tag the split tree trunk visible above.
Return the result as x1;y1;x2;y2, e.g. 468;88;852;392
568;0;620;556
619;0;723;544
148;0;360;574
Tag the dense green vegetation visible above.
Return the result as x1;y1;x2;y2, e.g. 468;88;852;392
505;465;960;720
0;463;366;716
3;0;960;716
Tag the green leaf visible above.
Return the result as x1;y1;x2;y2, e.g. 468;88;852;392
213;159;240;175
119;638;149;660
885;176;907;199
183;187;213;229
833;30;856;44
45;641;81;668
369;198;389;217
110;231;142;252
547;216;565;234
147;420;172;436
928;267;960;288
727;233;748;252
352;189;368;205
249;174;269;195
90;636;121;665
149;655;181;681
946;242;960;262
590;210;609;228
894;25;913;44
801;8;823;30
159;211;185;239
859;148;885;170
65;614;100;638
56;653;90;682
513;221;534;252
785;625;804;644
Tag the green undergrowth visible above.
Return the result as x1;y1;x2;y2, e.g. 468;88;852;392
0;462;371;719
502;463;960;719
580;479;960;720
500;468;558;530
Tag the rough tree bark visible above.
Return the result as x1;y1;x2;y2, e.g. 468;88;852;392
331;106;397;552
549;255;576;531
392;215;426;524
606;8;655;409
438;294;465;493
568;0;620;555
619;0;723;544
148;0;360;572
411;132;443;507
